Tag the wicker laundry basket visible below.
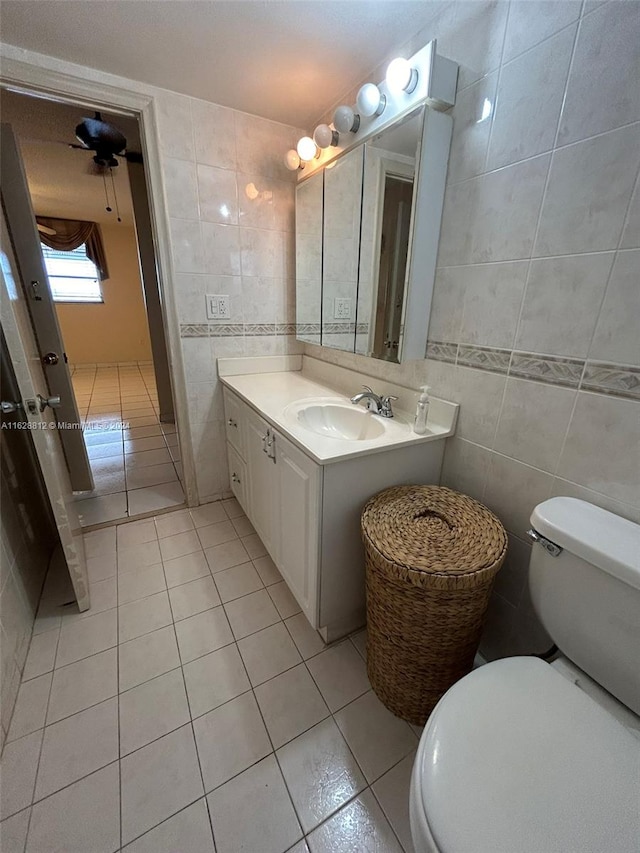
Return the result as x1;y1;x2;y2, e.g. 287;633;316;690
361;485;507;725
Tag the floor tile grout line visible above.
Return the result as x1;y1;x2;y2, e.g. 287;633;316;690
115;526;123;853
158;552;219;852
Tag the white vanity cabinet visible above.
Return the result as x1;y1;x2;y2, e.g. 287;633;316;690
223;382;448;641
225;388;321;624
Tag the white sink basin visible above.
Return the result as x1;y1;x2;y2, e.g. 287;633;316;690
292;401;387;441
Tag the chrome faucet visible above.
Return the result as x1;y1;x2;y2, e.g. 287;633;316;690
350;385;397;418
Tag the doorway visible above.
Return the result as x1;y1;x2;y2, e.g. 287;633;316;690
1;89;185;526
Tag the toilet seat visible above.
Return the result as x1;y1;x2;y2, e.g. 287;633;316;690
410;657;640;853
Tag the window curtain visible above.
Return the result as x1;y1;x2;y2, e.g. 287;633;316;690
36;217;109;280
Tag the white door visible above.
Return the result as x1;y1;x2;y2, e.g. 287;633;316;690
1;213;90;610
245;407;279;561
274;430;321;624
1;123;93;491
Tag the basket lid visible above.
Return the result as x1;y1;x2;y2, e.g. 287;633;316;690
361;485;506;576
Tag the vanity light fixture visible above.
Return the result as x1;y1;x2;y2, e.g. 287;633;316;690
284;149;301;171
356;83;386;117
386;57;418;94
296;136;320;162
333;105;361;134
313;123;339;149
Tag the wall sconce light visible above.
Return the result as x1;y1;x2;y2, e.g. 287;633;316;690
386;57;418;93
313;124;339;149
333;105;360;134
296;136;320;162
356;83;386;117
284;149;301;171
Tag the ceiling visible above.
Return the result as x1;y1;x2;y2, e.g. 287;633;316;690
1;89;137;225
0;1;442;127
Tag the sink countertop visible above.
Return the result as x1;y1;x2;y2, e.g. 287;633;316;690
220;368;457;465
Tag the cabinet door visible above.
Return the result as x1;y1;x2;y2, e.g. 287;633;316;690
227;443;248;514
223;388;246;458
274;430;321;625
245;407;279;561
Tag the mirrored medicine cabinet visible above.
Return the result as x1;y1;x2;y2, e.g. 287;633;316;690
294;46;456;364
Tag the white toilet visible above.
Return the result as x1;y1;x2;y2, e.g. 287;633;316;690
409;497;640;853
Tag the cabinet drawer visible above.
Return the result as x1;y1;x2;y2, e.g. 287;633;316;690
223;388;246;458
227;443;248;514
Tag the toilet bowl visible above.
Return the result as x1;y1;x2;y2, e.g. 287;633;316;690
409;497;640;853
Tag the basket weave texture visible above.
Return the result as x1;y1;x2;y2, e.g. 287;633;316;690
361;485;507;725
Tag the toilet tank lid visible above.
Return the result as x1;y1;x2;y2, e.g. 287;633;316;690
531;497;640;590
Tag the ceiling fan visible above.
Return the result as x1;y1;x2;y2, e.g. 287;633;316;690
69;112;129;168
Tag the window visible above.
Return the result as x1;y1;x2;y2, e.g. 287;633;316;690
41;244;103;303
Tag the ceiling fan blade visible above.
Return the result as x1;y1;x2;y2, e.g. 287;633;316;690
36;223;57;236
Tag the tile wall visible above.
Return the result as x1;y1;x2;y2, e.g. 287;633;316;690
304;0;640;658
154;95;305;504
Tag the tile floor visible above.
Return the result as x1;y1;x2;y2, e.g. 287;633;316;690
71;364;184;526
0;500;419;853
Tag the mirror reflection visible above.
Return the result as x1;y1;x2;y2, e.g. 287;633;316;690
321;146;364;351
294;106;428;362
356;108;423;362
295;171;323;344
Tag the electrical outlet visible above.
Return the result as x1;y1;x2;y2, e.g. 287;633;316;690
334;298;351;320
206;294;231;320
216;295;230;319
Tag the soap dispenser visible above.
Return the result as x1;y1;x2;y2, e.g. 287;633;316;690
413;385;430;435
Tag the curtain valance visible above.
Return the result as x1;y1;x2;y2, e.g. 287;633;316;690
36;217;109;280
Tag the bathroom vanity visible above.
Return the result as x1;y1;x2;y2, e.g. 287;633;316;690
220;355;458;641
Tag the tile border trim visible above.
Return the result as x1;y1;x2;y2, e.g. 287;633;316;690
426;341;640;401
180;322;370;338
178;326;639;402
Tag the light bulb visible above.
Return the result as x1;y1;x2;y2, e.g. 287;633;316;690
245;182;259;200
386;57;418;93
356;83;386;117
296;136;318;162
333;105;360;134
313;124;339;149
284;149;300;171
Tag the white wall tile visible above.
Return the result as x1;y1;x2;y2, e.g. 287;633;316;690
620;177;640;249
557;0;640;146
486;24;576;170
240;228;284;278
447;72;498;184
493;378;576;471
515;252;614;357
201;221;242;276
196;164;238;224
502;0;581;63
192;99;237;169
534;124;640;257
438;0;509;90
169;218;205;273
589;250;640;366
156;92;195;161
163;158;199;220
482;453;553;537
557;392;640;505
458;260;529;347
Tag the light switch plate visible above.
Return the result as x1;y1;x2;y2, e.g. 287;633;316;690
206;294;231;320
334;298;351;320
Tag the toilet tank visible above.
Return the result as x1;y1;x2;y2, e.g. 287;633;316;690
528;497;640;716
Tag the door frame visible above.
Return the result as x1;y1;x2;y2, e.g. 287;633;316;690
0;44;198;507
